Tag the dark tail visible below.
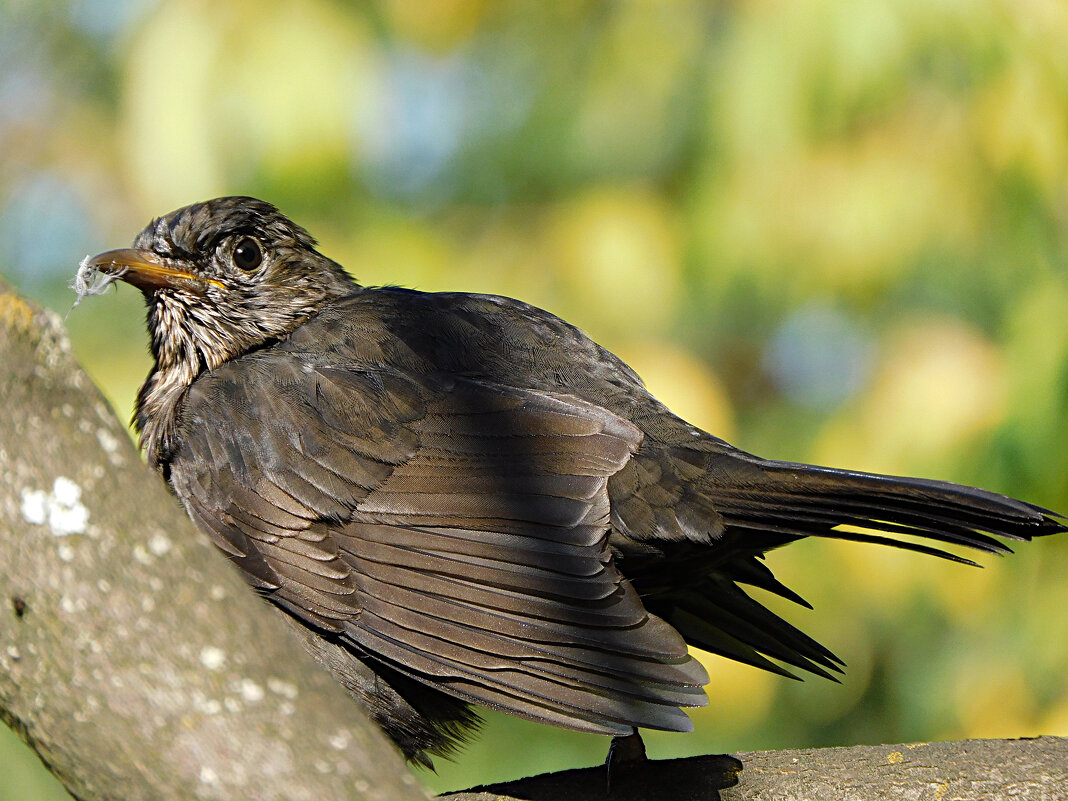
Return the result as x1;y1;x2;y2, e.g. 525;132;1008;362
711;455;1065;564
621;447;1066;684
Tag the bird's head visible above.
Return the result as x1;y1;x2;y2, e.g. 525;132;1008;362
84;196;358;464
87;196;356;376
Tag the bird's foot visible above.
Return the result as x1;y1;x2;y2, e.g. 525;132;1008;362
605;729;647;794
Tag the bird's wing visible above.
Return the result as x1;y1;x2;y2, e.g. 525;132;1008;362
168;356;709;735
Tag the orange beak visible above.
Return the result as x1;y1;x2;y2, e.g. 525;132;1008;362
87;248;225;292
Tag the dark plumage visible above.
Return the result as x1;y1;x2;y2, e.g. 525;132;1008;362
85;196;1065;767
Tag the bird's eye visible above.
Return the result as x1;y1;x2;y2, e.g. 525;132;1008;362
232;237;262;271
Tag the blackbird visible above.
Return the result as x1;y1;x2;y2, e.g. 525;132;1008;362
81;196;1064;767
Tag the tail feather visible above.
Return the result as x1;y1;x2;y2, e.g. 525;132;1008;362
710;456;1066;554
684;577;844;672
652;565;847;682
667;607;807;680
715;503;994;564
717;490;1014;552
628;447;1065;687
726;552;813;608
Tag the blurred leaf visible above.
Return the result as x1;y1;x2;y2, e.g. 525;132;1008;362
614;339;735;439
544;184;683;335
815;318;1007;476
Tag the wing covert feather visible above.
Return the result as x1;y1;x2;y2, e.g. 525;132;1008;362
168;352;710;734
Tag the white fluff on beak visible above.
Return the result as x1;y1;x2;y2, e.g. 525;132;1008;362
70;254;126;311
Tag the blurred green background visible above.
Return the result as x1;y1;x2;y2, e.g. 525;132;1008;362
2;0;1068;797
